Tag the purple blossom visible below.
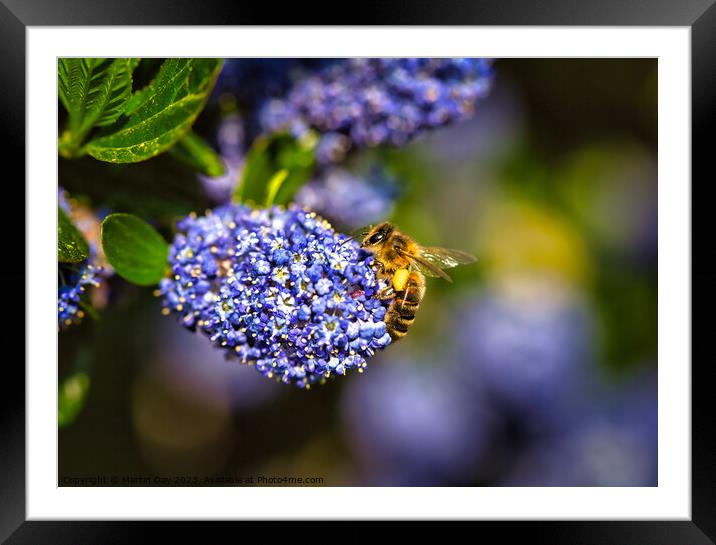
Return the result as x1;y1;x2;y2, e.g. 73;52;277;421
212;59;337;108
503;370;657;486
58;263;104;329
58;188;112;330
158;204;392;388
456;283;596;427
294;167;398;230
342;359;496;485
260;58;494;163
156;317;283;410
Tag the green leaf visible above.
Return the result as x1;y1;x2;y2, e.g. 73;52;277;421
59;154;210;221
169;130;225;177
123;58;192;118
234;132;316;205
123;86;151;117
58;58;134;157
58;371;90;428
264;169;289;207
100;213;169;286
58;206;89;263
84;58;223;163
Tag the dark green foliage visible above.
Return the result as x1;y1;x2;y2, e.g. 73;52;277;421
85;59;223;163
58;206;89;263
234;133;316;206
170;130;225;177
100;213;169;286
58;58;135;157
58;57;223;164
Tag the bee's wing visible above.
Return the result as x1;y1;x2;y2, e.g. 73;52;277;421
397;248;454;283
419;247;477;268
350;225;374;239
403;246;477;283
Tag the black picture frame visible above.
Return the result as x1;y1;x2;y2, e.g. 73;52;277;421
1;1;711;542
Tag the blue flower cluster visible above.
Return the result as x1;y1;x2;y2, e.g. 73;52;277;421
342;358;496;485
294;167;399;230
211;59;338;146
58;263;104;329
213;59;337;108
260;58;494;163
158;204;392;388
198;113;400;224
58;188;109;330
456;285;595;426
503;370;657;486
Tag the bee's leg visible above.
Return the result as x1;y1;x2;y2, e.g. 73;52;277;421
377;286;396;300
401;284;411;307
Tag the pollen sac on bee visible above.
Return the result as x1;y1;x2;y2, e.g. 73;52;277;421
392;269;410;292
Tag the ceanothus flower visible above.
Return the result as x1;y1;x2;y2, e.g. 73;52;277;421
213;59;337;108
294;167;399;230
502;370;657;486
455;280;596;430
58;263;104;329
342;358;496;485
158;204;392;388
210;59;339;145
260;58;494;163
57;188;111;330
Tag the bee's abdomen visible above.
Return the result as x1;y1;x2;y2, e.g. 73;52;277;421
386;271;425;341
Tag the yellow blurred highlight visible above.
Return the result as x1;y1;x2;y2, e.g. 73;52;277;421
477;199;591;286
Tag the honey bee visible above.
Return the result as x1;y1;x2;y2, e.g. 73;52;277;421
358;222;476;341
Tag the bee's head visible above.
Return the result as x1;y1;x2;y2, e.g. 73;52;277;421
361;222;394;248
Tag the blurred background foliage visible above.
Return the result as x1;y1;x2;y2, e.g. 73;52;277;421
59;58;657;486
